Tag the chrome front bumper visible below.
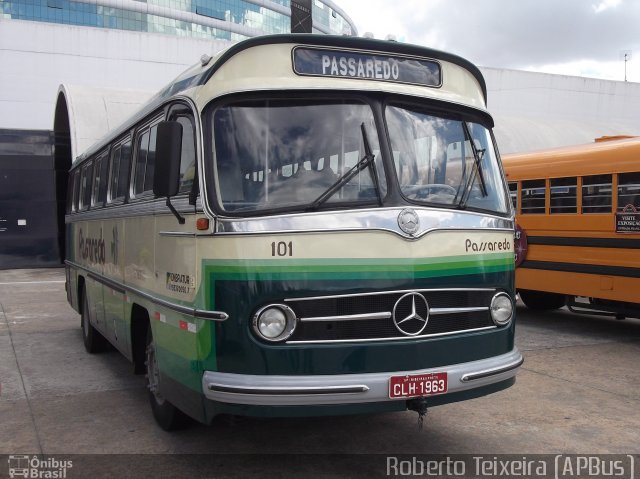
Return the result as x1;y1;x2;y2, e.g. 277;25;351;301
202;348;523;406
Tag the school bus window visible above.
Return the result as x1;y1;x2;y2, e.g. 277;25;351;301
549;177;577;214
79;161;93;211
508;182;518;212
617;172;640;210
582;174;612;213
176;115;196;194
91;153;109;207
521;179;545;214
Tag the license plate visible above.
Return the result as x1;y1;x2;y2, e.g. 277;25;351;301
389;372;448;399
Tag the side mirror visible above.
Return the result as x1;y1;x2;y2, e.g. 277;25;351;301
153;121;183;198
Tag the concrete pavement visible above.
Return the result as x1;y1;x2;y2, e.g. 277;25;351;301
1;268;639;476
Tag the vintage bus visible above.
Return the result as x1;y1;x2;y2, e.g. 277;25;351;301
65;34;521;430
504;136;640;318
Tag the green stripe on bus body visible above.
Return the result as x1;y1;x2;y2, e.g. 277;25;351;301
205;253;512;269
203;254;513;280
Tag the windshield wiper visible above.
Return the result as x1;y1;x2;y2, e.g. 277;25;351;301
307;123;382;211
458;121;488;208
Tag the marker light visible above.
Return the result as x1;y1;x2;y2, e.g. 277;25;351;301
490;293;513;326
253;305;297;342
196;218;210;230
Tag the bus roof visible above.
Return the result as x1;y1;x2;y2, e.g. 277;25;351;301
197;34;487;100
503;136;640;181
75;34;489;166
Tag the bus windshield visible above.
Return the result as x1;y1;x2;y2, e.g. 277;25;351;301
386;104;509;214
210;98;509;216
210;99;386;213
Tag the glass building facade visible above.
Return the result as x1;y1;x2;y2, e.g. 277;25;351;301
0;0;356;41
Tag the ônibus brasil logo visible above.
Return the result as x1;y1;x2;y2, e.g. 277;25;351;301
8;455;72;479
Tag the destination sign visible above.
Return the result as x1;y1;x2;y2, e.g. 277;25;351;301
293;47;441;87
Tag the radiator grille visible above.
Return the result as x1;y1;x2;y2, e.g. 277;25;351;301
283;289;499;343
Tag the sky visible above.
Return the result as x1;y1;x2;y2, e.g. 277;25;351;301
336;0;640;82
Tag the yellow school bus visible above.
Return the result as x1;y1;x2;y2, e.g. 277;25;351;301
504;136;640;318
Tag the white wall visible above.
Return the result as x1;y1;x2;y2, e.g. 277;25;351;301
482;67;640;153
2;18;640;154
0;18;232;130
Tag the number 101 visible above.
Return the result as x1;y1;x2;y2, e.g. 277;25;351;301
271;241;293;257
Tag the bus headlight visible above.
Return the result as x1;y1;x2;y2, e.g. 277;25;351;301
490;293;513;326
253;304;297;342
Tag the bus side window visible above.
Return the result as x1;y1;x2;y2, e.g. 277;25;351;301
118;140;132;200
91;152;109;208
144;125;158;193
108;139;132;203
134;130;150;196
91;155;101;207
79;161;93;211
521;179;545;214
108;145;122;203
133;123;159;196
617;172;640;211
175;115;196;194
68;169;79;213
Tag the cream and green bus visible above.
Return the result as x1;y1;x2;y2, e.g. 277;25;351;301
65;34;522;430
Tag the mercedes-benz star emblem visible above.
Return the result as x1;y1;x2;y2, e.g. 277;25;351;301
398;208;420;236
392;292;429;336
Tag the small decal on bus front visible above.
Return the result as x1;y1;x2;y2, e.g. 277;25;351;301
166;272;195;294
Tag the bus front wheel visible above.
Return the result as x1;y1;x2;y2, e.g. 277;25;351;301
519;289;567;311
145;328;189;431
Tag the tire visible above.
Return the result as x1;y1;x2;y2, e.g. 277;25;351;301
145;327;189;431
81;288;108;353
519;289;567;311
